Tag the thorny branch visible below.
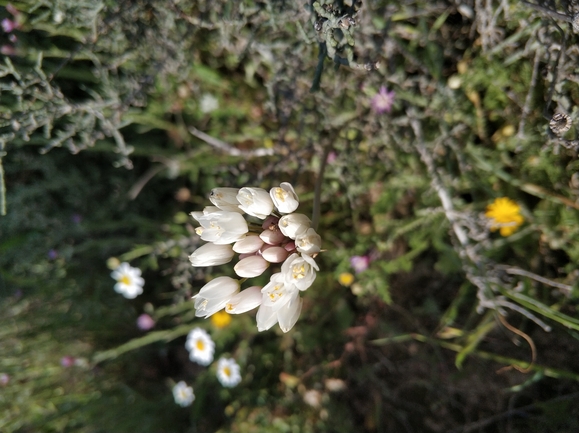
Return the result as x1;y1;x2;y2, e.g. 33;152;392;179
408;112;556;332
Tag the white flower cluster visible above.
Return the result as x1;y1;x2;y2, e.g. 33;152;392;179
189;183;321;333
181;328;242;393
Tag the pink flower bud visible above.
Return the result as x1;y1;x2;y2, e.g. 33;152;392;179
137;313;155;331
259;228;286;245
262;215;279;230
260;245;289;263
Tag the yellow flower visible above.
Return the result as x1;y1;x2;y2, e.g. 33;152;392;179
211;310;232;328
484;197;524;236
338;272;355;287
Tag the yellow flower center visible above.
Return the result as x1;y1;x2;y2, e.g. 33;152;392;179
120;275;131;285
273;187;288;202
292;264;306;280
223;366;231;377
196;340;205;351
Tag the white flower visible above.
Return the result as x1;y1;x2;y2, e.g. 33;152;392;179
261;273;296;311
277;292;303;332
233;234;264;254
185;328;215;366
225;286;263;314
237;187;274;219
193;276;240;318
281;253;319;291
216;357;242;387
303;389;322;408
234;255;269;278
295;228;322;255
270;182;299;214
256;288;302;333
278;213;311;239
199;93;219;113
192;210;248;244
209;187;243;213
189;243;234;267
111;262;144;299
172;381;195;407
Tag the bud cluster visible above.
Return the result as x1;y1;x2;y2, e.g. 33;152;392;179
189;183;321;332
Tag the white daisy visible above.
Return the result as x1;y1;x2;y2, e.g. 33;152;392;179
216;357;241;388
172;381;195;407
185;328;215;366
110;262;144;299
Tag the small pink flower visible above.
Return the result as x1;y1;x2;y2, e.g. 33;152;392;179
350;255;370;273
371;86;395;114
0;45;15;56
61;356;75;368
137;313;155;331
326;151;337;164
1;18;17;33
0;373;9;386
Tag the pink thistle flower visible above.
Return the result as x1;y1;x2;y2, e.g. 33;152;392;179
60;356;76;368
371;86;395;114
1;18;17;33
350;255;370;273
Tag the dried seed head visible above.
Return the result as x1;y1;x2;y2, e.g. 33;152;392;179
573;13;579;34
550;113;572;135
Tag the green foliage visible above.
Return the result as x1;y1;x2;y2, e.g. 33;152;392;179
3;0;579;432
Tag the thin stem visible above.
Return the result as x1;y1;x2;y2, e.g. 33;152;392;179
312;143;332;230
188;126;274;157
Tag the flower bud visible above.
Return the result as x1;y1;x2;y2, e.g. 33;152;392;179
262;215;280;230
233;233;264;253
234;255;270;278
189;243;234;267
259;228;286;245
260;245;289;263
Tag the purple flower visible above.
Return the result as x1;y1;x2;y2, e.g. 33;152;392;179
48;249;58;260
350;255;370;273
1;18;16;33
0;373;9;386
370;86;395;114
71;213;82;224
326;151;337;164
137;313;155;331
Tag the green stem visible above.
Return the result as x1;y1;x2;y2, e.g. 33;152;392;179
93;322;196;364
370;333;579;381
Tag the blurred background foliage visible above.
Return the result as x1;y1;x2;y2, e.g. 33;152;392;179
2;0;579;431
